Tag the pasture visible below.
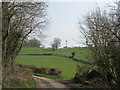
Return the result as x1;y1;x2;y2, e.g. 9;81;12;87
19;47;92;61
16;55;88;80
16;47;93;80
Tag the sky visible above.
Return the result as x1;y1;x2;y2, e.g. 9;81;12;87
1;0;113;48
43;0;113;48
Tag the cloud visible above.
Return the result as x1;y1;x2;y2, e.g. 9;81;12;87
2;0;113;2
47;0;113;2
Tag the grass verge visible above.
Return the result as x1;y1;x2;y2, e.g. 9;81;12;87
34;73;61;80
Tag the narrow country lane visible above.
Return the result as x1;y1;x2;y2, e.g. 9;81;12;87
32;75;70;89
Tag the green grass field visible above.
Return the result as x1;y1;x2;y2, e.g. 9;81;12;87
16;47;93;80
19;47;92;61
16;55;87;80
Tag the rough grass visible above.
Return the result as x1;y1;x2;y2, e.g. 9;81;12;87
4;78;35;88
34;73;61;80
3;65;36;88
16;55;87;80
19;47;92;61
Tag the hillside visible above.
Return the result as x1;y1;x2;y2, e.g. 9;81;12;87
16;47;94;80
19;47;92;61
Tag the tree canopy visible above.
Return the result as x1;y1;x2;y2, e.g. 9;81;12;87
51;38;61;50
2;2;48;81
79;1;120;87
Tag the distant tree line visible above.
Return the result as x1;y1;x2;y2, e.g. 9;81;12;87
23;38;44;48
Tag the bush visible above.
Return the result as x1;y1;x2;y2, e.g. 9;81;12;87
73;64;90;84
71;52;76;58
74;64;102;86
34;67;48;74
84;70;102;80
89;78;109;88
49;68;62;78
73;73;85;84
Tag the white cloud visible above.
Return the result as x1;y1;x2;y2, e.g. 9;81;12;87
1;0;113;2
47;0;113;2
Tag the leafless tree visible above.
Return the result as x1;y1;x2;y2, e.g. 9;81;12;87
2;1;48;79
23;38;42;48
51;38;61;50
78;1;120;87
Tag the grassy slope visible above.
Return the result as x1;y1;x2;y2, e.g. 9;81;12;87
16;55;86;80
19;47;92;61
16;47;93;80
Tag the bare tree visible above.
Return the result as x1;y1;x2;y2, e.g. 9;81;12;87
51;38;61;50
2;1;48;79
78;1;120;87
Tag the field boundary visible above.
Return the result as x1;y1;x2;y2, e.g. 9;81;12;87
18;53;95;65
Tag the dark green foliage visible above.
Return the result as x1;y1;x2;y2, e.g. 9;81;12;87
74;73;85;84
84;70;101;80
34;67;48;74
71;52;76;58
73;64;105;87
73;64;90;84
89;78;110;88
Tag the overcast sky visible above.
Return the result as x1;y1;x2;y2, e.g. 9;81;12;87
43;0;114;48
1;0;113;48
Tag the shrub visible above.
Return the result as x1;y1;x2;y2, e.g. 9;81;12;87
34;67;48;74
49;68;62;78
89;78;109;88
74;64;102;86
74;73;85;84
71;52;76;58
84;70;102;80
73;64;90;84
